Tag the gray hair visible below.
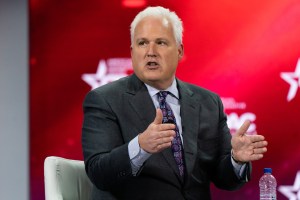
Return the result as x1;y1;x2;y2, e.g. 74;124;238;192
130;6;183;47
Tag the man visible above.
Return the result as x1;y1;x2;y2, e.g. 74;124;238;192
82;6;268;200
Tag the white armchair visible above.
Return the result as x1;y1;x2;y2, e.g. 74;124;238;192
44;156;93;200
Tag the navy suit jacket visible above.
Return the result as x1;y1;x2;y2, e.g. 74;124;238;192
82;74;249;200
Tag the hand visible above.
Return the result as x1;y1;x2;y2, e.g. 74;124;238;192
231;120;268;163
138;109;176;153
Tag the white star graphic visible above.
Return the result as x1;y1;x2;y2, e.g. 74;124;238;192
82;60;127;90
280;58;300;101
278;171;300;200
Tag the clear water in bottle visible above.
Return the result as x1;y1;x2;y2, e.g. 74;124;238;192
259;168;277;200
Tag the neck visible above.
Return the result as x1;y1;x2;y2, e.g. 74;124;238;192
145;79;175;90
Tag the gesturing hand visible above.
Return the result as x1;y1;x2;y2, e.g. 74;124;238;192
138;109;176;153
231;120;268;163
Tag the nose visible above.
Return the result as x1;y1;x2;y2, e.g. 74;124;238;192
146;42;157;57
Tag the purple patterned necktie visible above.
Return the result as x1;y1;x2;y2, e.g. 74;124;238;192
157;91;185;177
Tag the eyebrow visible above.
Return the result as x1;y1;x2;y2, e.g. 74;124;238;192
136;37;169;41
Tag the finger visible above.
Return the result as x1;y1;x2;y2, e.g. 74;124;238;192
153;109;163;125
157;135;175;145
253;147;268;154
158;123;176;131
252;140;268;148
249;135;266;143
158;130;176;138
250;153;264;161
156;142;172;152
236;120;251;136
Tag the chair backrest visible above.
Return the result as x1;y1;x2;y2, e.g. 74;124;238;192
44;156;93;200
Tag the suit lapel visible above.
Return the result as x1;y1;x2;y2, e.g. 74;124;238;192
177;80;200;176
126;74;156;131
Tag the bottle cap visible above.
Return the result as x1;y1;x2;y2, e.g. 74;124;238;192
264;168;272;173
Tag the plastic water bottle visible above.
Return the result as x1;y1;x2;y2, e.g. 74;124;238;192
259;168;277;200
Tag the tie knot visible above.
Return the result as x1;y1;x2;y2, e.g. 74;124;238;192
158;91;169;99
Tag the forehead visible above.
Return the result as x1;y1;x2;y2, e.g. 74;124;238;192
133;16;174;40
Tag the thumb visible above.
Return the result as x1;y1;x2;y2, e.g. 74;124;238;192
153;109;163;125
235;120;251;136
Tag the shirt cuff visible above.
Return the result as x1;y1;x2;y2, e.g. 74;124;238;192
231;150;248;181
128;135;151;176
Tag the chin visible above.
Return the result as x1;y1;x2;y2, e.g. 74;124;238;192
143;74;161;82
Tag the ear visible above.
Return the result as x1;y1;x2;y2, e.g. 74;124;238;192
178;44;184;60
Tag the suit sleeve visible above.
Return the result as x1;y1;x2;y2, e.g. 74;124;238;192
82;89;132;190
211;95;251;190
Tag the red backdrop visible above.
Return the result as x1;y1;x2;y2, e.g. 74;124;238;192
30;0;300;199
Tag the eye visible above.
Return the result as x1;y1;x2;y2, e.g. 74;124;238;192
138;40;148;46
157;40;167;46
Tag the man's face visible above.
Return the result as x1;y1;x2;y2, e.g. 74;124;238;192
131;17;183;90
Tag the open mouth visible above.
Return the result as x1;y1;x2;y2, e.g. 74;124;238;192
146;61;159;68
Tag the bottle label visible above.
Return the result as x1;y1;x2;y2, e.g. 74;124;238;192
259;193;276;200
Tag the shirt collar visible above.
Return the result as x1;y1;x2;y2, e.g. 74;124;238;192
145;79;179;99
